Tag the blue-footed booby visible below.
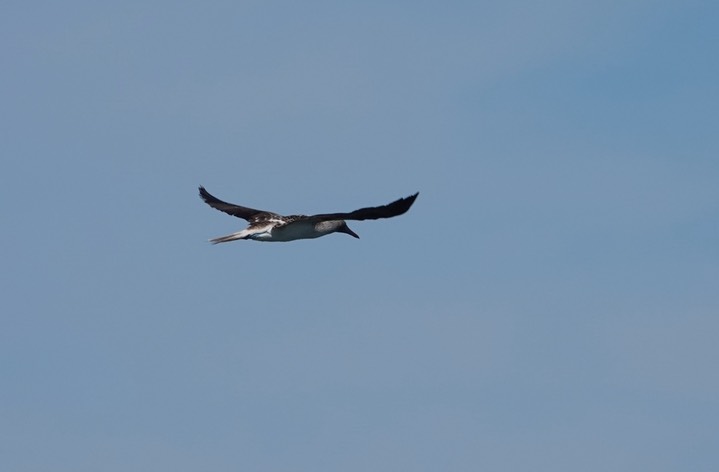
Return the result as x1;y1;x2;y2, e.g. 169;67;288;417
199;186;418;243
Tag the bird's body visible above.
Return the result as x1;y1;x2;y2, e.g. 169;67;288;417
208;217;343;243
198;186;418;244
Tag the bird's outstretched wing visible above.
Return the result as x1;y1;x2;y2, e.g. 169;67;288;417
199;186;278;221
308;192;419;221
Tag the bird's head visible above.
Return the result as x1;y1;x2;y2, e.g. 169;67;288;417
315;220;360;239
336;221;360;239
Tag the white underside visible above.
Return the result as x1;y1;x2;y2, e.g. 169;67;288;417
210;221;330;243
256;221;326;242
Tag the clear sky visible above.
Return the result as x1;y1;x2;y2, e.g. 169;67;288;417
2;1;718;470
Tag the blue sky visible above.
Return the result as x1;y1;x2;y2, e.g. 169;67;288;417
2;1;718;470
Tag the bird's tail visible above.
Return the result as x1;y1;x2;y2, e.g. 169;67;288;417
208;230;250;244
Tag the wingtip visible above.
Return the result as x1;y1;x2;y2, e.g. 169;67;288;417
403;192;419;208
198;185;211;202
402;192;419;202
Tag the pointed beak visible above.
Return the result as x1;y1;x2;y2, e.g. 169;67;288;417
340;225;360;239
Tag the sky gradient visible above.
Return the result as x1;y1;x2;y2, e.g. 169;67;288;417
2;1;718;471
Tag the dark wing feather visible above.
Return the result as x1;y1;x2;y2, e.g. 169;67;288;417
309;192;419;221
199;186;276;221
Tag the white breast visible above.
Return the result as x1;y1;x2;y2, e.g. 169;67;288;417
264;221;324;242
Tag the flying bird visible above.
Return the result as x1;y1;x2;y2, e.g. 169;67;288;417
199;186;418;243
